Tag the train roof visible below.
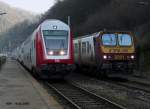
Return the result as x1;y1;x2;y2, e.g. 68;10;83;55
40;19;69;31
74;32;100;40
74;30;134;40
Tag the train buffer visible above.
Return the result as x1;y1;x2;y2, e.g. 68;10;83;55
0;58;63;109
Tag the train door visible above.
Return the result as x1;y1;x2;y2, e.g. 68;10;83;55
87;38;94;65
78;40;82;66
81;41;87;64
28;46;32;69
30;40;34;66
85;37;95;66
33;34;37;67
84;40;90;63
74;41;79;63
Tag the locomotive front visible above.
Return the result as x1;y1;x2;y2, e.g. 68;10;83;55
99;31;136;73
38;20;74;78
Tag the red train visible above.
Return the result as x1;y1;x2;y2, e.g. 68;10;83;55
15;19;74;79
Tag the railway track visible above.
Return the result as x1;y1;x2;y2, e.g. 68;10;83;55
113;80;150;93
45;81;126;109
63;73;150;108
105;78;150;104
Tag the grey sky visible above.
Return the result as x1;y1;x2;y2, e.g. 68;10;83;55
0;0;56;14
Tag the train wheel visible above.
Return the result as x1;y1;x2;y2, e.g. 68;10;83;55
98;70;108;79
127;69;134;74
75;64;83;74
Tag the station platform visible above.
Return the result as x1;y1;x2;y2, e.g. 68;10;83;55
0;59;63;109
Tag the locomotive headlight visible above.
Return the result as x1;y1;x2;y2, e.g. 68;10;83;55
48;51;54;55
60;50;65;55
131;55;135;59
108;56;112;59
103;55;107;59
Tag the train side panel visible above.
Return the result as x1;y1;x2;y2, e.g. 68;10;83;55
74;35;96;67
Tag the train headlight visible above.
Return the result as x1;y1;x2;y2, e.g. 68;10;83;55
103;55;107;59
60;50;65;55
131;55;135;59
48;51;54;55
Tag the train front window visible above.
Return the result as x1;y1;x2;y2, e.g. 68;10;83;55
118;34;132;46
102;34;117;46
43;30;68;55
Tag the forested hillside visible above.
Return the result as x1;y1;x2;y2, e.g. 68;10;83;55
0;20;38;50
0;0;150;70
42;0;150;36
0;1;34;33
2;0;150;46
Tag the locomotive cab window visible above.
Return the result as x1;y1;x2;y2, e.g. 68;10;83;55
43;30;68;56
102;34;117;46
118;34;132;46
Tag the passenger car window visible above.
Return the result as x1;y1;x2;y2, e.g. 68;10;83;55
87;42;90;54
74;43;78;53
82;42;86;55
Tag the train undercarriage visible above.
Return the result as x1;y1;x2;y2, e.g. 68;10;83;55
75;61;135;78
33;64;75;79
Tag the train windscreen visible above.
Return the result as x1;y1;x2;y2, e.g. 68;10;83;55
102;34;117;46
102;33;132;46
43;30;68;55
118;34;132;46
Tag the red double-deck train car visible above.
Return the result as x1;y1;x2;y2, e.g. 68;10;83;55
16;19;74;79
